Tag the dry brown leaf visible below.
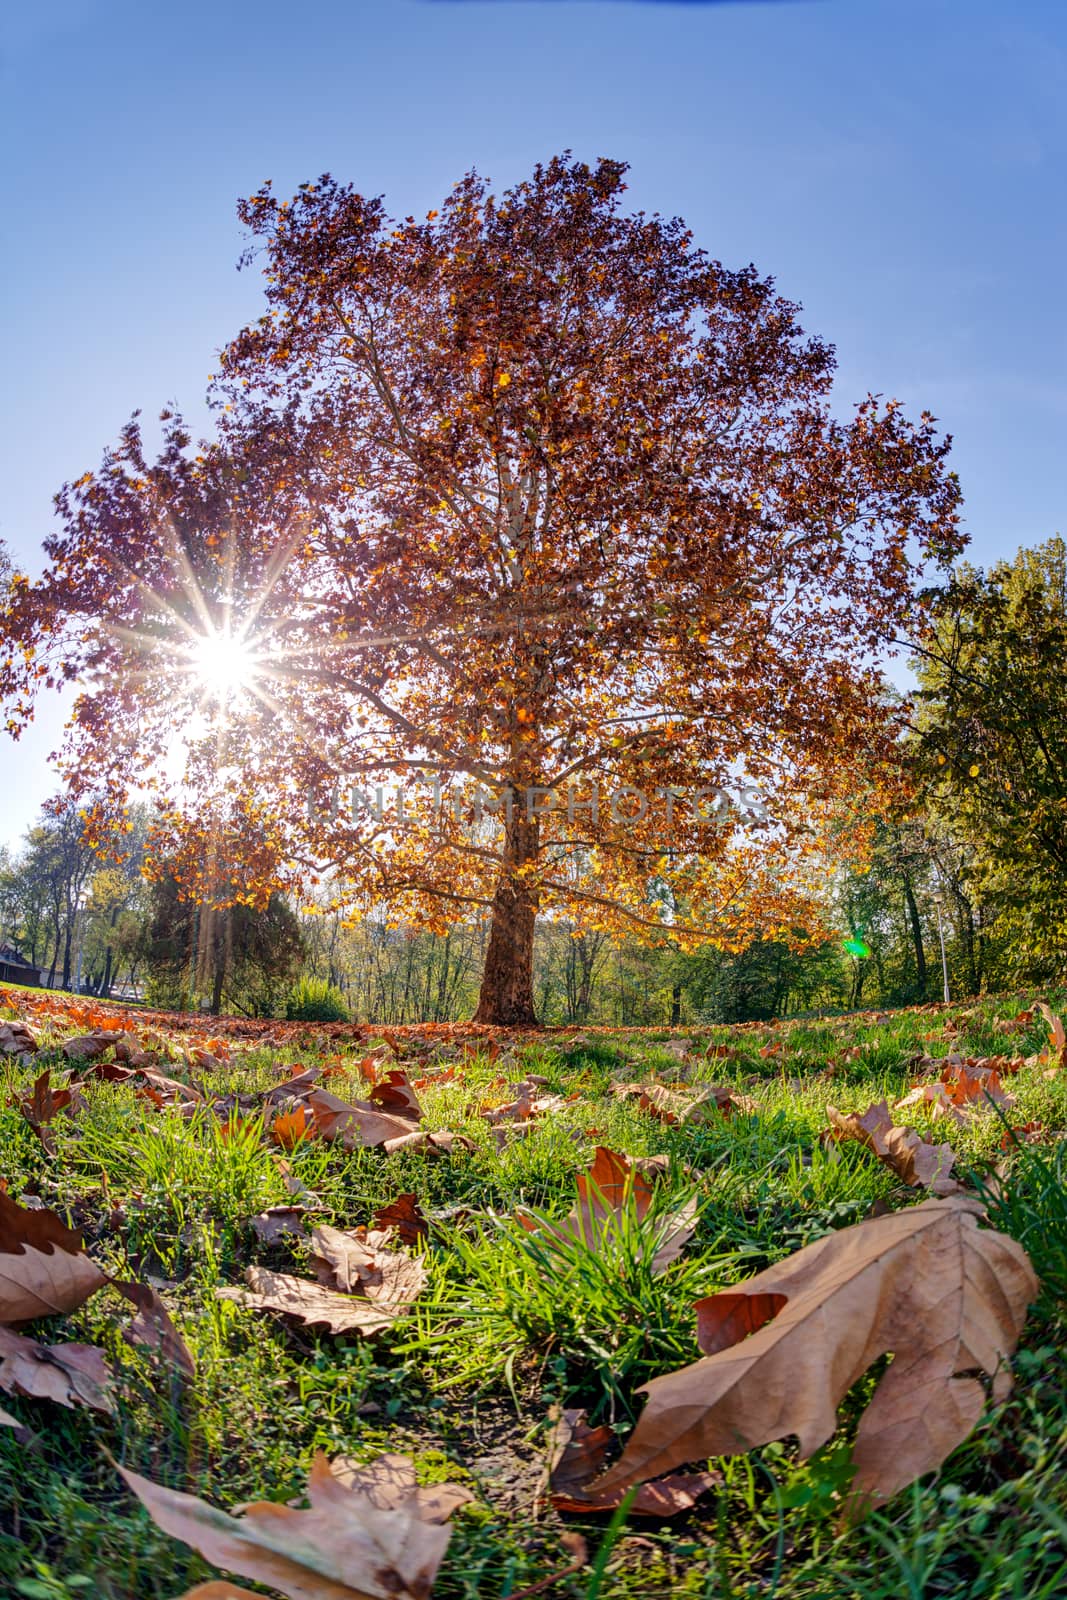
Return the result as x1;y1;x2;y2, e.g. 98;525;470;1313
1038;1002;1066;1061
381;1129;473;1158
219;1226;426;1338
546;1407;717;1515
479;1079;570;1124
62;1030;123;1061
620;1082;752;1123
11;1068;85;1154
368;1071;423;1122
251;1205;310;1245
517;1147;696;1275
311;1225;427;1307
112;1279;196;1379
305;1088;417;1149
373;1193;429;1247
0;1020;37;1055
219;1268;397;1336
827;1101;958;1193
141;1068;204;1105
0;1188;107;1323
0;1325;112;1413
173;1585;264;1600
120;1449;471;1600
587;1196;1036;1515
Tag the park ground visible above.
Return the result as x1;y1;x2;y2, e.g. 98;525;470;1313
2;983;1067;1599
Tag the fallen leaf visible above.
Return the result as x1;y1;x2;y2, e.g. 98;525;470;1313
373;1193;429;1247
546;1407;717;1515
270;1105;319;1149
0;1020;37;1055
1038;1002;1066;1062
381;1129;473;1157
63;1030;124;1061
620;1082;753;1123
11;1068;84;1154
219;1226;426;1338
0;1188;107;1322
827;1101;958;1193
111;1279;196;1379
0;1325;112;1413
586;1196;1036;1515
368;1071;422;1122
120;1450;471;1600
251;1206;310;1245
517;1147;697;1275
306;1088;417;1149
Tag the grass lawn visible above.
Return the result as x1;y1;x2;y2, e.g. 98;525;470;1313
3;985;1067;1599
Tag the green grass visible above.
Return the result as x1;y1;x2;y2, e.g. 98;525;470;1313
2;990;1067;1597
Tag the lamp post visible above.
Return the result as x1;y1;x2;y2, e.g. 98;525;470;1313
931;890;951;1005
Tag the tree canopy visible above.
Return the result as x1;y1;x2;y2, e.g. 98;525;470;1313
0;155;963;1021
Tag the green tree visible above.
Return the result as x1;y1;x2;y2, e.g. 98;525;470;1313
145;875;305;1015
914;537;1067;977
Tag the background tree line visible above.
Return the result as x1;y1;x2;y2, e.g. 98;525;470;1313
1;536;1063;1024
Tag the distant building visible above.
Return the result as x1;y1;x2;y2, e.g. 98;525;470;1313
0;942;41;987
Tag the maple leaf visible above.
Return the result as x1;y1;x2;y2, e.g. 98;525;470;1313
219;1225;426;1337
0;1325;112;1413
517;1147;697;1275
0;1188;107;1322
270;1105;318;1149
380;1129;474;1157
479;1078;569;1125
368;1071;422;1122
826;1100;958;1192
120;1450;472;1600
251;1205;311;1245
584;1196;1036;1515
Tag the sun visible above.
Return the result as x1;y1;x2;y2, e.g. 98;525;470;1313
188;627;259;703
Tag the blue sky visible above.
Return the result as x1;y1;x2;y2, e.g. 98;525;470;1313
1;0;1065;847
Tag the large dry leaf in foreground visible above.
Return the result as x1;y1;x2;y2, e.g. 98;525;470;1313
121;1449;471;1600
0;1188;107;1323
517;1146;696;1274
588;1196;1036;1514
827;1100;958;1192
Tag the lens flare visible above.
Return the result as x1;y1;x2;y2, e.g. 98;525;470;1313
189;629;258;702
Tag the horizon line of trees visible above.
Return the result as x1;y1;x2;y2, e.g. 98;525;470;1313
2;536;1064;1026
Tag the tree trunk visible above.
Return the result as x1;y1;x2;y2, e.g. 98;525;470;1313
473;814;540;1025
901;871;927;993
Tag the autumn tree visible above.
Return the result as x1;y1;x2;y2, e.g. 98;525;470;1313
0;156;962;1023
